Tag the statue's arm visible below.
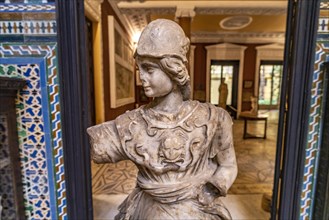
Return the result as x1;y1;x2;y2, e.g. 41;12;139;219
211;110;238;196
210;142;237;196
87;121;127;163
198;110;237;205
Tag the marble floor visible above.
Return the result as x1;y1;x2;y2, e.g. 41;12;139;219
91;110;278;219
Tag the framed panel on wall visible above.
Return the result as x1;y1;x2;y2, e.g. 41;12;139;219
108;16;135;108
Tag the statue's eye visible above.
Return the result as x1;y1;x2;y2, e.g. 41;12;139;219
174;146;182;150
141;62;158;74
146;66;155;74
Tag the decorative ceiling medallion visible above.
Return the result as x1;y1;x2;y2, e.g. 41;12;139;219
219;16;253;30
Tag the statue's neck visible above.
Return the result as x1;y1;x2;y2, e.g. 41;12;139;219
150;87;183;114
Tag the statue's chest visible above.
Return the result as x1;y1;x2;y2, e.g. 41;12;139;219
123;123;208;172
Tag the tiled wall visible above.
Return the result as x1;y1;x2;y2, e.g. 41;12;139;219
0;1;67;219
299;1;329;219
0;115;16;219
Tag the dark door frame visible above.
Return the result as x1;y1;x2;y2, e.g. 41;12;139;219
85;16;96;127
55;0;323;219
271;0;321;219
56;0;93;219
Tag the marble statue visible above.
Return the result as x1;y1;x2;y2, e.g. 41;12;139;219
87;19;237;220
250;96;258;115
218;78;228;109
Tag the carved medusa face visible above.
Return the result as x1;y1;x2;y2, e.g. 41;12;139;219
159;131;186;164
161;137;185;162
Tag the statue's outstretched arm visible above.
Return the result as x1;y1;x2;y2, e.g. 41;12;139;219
87;120;127;163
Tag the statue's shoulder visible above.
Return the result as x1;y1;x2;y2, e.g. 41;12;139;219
115;107;144;127
194;101;219;114
185;101;217;124
195;101;232;122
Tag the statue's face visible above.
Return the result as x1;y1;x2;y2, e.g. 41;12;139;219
136;56;174;98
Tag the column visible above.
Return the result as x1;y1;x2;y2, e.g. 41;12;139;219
175;6;195;39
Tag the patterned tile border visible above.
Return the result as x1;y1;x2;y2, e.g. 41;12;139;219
0;2;57;42
0;3;55;13
299;43;328;220
320;2;329;9
318;18;329;33
0;43;67;219
0;44;54;56
299;3;329;218
0;21;57;35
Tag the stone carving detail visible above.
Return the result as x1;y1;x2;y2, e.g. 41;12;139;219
87;19;237;220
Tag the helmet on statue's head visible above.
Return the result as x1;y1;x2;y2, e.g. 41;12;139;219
134;19;190;63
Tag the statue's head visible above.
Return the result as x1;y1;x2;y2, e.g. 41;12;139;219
135;19;190;63
135;19;191;100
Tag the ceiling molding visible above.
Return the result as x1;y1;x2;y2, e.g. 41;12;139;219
119;7;176;33
256;43;285;50
205;42;248;50
108;0;135;39
191;31;285;44
84;0;102;22
195;7;286;15
119;7;176;14
175;6;196;18
125;13;149;33
117;1;287;9
115;1;288;43
117;1;287;15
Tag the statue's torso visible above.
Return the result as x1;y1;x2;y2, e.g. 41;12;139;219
87;100;234;220
115;101;220;182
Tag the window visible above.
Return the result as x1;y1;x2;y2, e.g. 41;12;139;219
258;61;283;109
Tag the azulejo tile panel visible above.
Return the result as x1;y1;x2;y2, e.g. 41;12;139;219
0;0;67;218
299;2;329;219
1;63;52;219
0;43;67;219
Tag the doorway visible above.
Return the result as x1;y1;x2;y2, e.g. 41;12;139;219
258;61;283;110
210;60;239;109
